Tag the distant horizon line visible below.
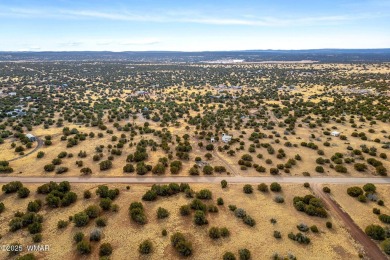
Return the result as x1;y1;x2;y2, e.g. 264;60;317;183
1;48;390;53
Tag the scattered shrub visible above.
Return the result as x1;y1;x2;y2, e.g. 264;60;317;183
180;205;191;216
73;232;84;243
379;214;390;224
288;232;310;244
99;243;113;257
243;184;253;194
57;220;68;229
139;239;153;255
95;217;107;227
258;183;268;192
73;212;90;227
381;239;390;255
297;223;309;232
194;210;208;225
365;224;385;240
310;225;319;233
89;228;102;242
347;187;363;197
76;240;91;255
208;227;221;239
171;232;192;257
17;187;30;198
238;248;251;260
274;195;284;203
223;252;236;260
363;183;376;193
129;202;147;224
196;189;212;200
157;207;170;219
270;182;281;192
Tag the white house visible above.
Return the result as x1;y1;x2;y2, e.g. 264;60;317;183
210;137;215;143
26;133;37;142
331;131;340;137
221;133;232;143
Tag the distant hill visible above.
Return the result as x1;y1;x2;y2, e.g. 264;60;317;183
0;49;389;62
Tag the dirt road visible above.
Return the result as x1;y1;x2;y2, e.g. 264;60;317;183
212;149;238;176
312;184;388;260
0;176;389;184
7;137;43;162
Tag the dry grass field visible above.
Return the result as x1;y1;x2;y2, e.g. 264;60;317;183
0;183;363;260
326;184;390;231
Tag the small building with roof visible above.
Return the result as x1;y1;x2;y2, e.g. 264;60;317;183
26;133;37;142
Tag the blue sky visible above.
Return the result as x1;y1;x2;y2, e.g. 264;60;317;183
0;0;389;51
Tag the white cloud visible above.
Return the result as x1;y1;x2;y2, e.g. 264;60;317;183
0;5;381;27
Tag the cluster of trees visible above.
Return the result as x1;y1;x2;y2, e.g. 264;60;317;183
171;232;192;257
223;249;251;260
37;181;77;208
367;158;387;176
364;224;390;255
142;183;190;201
208;227;230;239
96;185;120;200
9;211;43;238
288;232;311;244
73;229;112;257
129;202;147;224
347;183;384;205
293;195;327;218
0;160;14;173
2;181;30;198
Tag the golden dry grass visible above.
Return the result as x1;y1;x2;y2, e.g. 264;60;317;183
326;184;390;229
0;183;363;260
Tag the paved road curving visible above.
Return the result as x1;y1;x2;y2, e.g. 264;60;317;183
0;176;389;184
312;184;388;260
